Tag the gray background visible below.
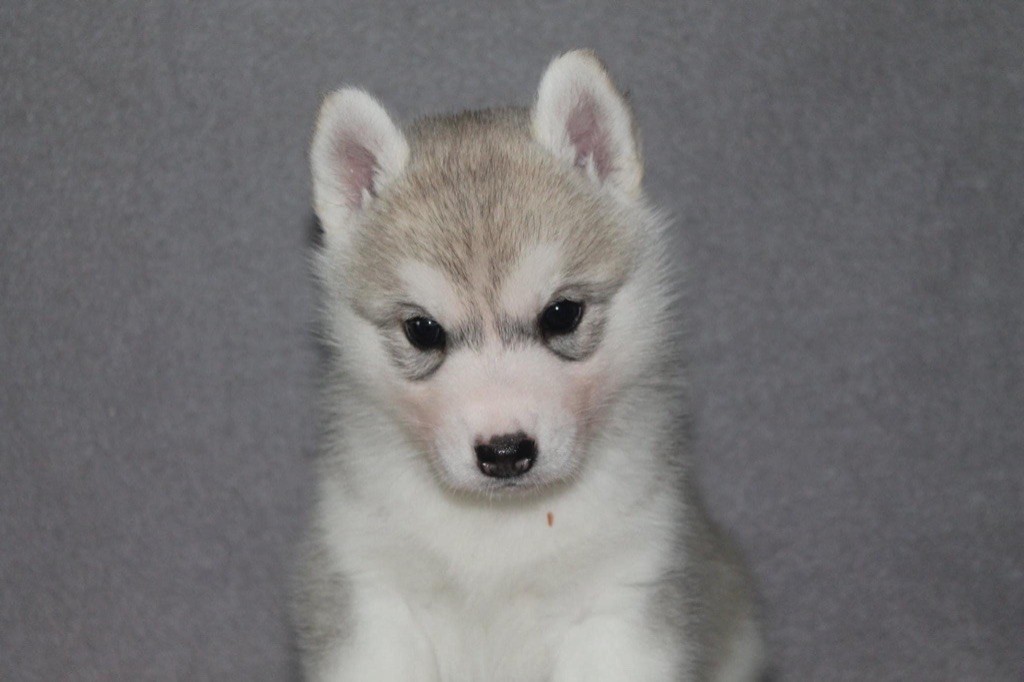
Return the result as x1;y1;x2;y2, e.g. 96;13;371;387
2;2;1022;680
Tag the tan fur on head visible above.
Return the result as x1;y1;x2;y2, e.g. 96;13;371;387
345;109;639;324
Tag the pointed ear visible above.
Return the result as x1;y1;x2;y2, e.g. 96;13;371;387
531;50;642;199
310;88;409;243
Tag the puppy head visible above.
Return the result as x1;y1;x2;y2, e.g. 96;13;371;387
311;51;670;495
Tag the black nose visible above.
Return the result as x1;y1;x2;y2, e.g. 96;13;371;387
474;433;537;479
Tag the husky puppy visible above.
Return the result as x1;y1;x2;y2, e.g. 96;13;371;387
294;50;764;681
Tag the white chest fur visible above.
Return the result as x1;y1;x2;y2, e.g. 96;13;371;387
315;447;683;682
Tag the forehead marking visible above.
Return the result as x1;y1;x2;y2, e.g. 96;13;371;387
499;241;565;317
398;260;466;320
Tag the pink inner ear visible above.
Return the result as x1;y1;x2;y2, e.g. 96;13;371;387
565;93;612;181
337;138;378;209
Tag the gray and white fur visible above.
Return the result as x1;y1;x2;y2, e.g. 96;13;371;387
293;50;765;681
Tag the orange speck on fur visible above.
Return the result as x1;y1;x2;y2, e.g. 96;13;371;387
547;512;554;527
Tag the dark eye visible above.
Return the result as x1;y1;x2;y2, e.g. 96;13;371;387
403;316;446;351
539;299;584;336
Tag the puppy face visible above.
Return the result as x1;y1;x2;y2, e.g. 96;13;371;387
358;251;631;493
343;135;645;493
311;51;664;495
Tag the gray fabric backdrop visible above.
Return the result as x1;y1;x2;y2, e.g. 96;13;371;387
2;2;1022;680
